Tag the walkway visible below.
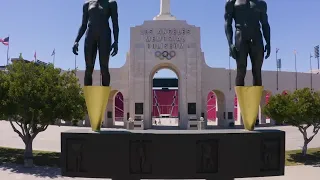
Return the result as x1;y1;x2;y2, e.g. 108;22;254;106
0;121;319;152
0;163;319;180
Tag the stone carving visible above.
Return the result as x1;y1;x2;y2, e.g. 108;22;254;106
66;139;86;173
261;139;280;171
129;140;152;174
196;140;219;173
155;50;176;60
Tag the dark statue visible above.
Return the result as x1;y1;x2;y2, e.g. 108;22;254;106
224;0;271;86
72;0;119;86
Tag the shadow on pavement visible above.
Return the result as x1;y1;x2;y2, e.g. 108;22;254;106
0;163;61;178
0;147;60;167
287;151;320;167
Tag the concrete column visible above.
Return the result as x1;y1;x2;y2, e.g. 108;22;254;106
160;0;171;15
153;0;176;20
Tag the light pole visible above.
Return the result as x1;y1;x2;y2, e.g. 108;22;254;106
276;48;279;90
74;54;77;76
310;53;313;89
294;50;297;90
228;55;231;91
315;45;319;73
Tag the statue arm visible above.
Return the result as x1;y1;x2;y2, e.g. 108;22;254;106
75;3;89;43
224;0;234;46
260;1;270;45
110;1;119;43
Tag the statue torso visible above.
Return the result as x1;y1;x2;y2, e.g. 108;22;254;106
86;0;112;31
233;0;263;30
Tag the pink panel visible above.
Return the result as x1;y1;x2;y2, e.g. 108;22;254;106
207;91;217;122
152;89;179;117
234;95;238;121
114;92;124;121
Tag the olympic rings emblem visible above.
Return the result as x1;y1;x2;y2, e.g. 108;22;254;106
155;51;176;60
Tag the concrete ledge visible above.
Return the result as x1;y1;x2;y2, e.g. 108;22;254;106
61;129;285;179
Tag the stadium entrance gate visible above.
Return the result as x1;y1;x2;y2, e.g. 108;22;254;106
126;21;203;130
152;77;179;129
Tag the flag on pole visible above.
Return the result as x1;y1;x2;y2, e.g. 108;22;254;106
0;37;9;46
34;51;37;61
277;59;281;69
51;49;55;56
276;48;279;53
315;45;319;58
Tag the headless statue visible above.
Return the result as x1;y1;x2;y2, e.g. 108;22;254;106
224;0;271;86
72;0;119;86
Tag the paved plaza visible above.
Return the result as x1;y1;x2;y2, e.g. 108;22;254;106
0;121;319;152
0;163;319;180
0;120;319;179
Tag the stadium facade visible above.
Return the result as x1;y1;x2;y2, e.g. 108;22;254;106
5;1;320;129
74;1;320;129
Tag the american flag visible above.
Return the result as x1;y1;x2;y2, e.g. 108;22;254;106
0;37;9;46
51;49;55;56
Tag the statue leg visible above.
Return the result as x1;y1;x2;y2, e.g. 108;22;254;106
84;36;98;86
235;33;249;86
98;34;112;86
249;39;264;86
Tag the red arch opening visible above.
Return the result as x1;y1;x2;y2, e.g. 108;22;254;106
207;91;217;121
234;94;238;121
114;92;124;122
152;89;178;117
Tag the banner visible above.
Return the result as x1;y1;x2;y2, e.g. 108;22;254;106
276;59;281;69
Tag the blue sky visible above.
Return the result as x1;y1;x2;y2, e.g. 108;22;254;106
0;0;320;78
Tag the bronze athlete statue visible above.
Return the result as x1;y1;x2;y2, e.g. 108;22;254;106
72;0;119;86
224;0;271;86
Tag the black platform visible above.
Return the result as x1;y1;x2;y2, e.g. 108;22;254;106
61;129;285;179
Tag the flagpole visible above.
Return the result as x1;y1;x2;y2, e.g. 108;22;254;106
74;54;77;76
6;35;10;66
294;51;297;90
228;55;231;91
310;53;313;89
315;45;319;74
276;48;279;90
53;50;55;66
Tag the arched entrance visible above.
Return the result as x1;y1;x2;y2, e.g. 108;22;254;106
114;91;124;126
206;91;217;125
206;90;225;126
149;64;181;129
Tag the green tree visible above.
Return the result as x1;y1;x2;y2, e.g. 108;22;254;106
263;88;320;155
0;61;86;167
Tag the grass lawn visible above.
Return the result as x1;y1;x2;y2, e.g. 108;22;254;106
286;147;320;166
0;146;319;167
0;147;60;167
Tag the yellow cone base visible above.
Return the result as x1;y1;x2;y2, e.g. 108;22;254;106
83;86;111;132
235;86;263;131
